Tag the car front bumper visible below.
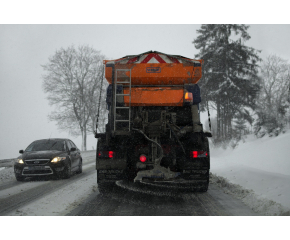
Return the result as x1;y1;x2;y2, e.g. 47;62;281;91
14;161;68;176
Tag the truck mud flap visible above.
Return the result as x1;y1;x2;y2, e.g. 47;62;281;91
97;169;125;183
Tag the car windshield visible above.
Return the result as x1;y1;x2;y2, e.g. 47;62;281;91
25;140;65;152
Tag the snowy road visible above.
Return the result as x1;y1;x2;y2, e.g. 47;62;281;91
0;150;258;216
0;151;97;216
67;180;257;216
0;161;96;215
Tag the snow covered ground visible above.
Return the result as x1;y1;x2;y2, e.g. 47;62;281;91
210;130;290;215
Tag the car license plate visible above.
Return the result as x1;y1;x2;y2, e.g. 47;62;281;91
29;166;45;170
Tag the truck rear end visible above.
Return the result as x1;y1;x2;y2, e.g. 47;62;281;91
95;51;211;192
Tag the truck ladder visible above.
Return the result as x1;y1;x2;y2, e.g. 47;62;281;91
114;69;132;133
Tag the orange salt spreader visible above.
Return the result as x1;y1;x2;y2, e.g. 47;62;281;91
103;51;203;106
96;51;211;191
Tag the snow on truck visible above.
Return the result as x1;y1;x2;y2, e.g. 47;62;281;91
95;51;212;192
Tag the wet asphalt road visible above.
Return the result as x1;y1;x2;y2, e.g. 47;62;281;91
68;180;257;216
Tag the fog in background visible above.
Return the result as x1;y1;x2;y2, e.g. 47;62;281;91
1;24;290;159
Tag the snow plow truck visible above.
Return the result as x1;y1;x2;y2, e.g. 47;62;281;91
95;51;212;192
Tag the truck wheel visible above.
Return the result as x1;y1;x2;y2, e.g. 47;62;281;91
98;183;115;194
200;184;208;192
200;171;209;192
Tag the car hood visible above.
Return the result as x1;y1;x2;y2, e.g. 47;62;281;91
21;150;66;160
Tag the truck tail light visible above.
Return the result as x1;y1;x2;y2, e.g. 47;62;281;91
98;151;114;159
184;92;193;102
139;154;147;163
108;151;114;158
190;151;208;158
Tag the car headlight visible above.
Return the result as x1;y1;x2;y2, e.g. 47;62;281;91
16;159;24;164
51;156;66;163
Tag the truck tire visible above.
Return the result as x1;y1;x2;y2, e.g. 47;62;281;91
200;170;209;192
98;183;115;194
200;137;210;192
200;184;208;192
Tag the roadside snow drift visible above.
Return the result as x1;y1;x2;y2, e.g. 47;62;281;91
210;131;290;215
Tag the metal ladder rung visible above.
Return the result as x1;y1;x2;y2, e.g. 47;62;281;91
116;81;130;83
114;69;131;131
116;93;130;96
115;120;130;122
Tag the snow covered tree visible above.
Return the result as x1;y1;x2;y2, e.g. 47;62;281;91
233;112;247;140
193;24;261;141
254;55;290;137
42;45;106;150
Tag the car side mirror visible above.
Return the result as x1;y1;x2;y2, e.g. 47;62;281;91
204;132;212;138
19;150;24;154
70;147;76;152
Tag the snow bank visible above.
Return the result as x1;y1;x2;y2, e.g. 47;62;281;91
210;173;290;216
210;130;290;215
0;167;15;182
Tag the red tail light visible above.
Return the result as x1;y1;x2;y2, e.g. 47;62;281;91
139;154;147;163
108;151;114;158
98;151;114;159
190;151;208;158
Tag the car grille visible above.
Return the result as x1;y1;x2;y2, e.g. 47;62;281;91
22;166;53;175
25;159;50;165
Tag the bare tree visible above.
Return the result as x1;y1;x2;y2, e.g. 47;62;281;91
42;45;105;150
254;55;290;136
86;65;108;135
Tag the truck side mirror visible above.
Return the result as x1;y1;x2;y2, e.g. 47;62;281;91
70;147;76;152
19;150;24;154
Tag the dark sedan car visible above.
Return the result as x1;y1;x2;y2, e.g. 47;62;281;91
14;138;82;181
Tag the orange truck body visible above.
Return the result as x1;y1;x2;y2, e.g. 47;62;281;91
104;51;203;106
123;87;184;106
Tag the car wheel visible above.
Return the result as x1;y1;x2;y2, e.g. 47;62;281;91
76;159;82;174
63;161;71;179
15;175;25;181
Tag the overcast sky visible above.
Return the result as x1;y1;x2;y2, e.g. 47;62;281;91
1;24;290;159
